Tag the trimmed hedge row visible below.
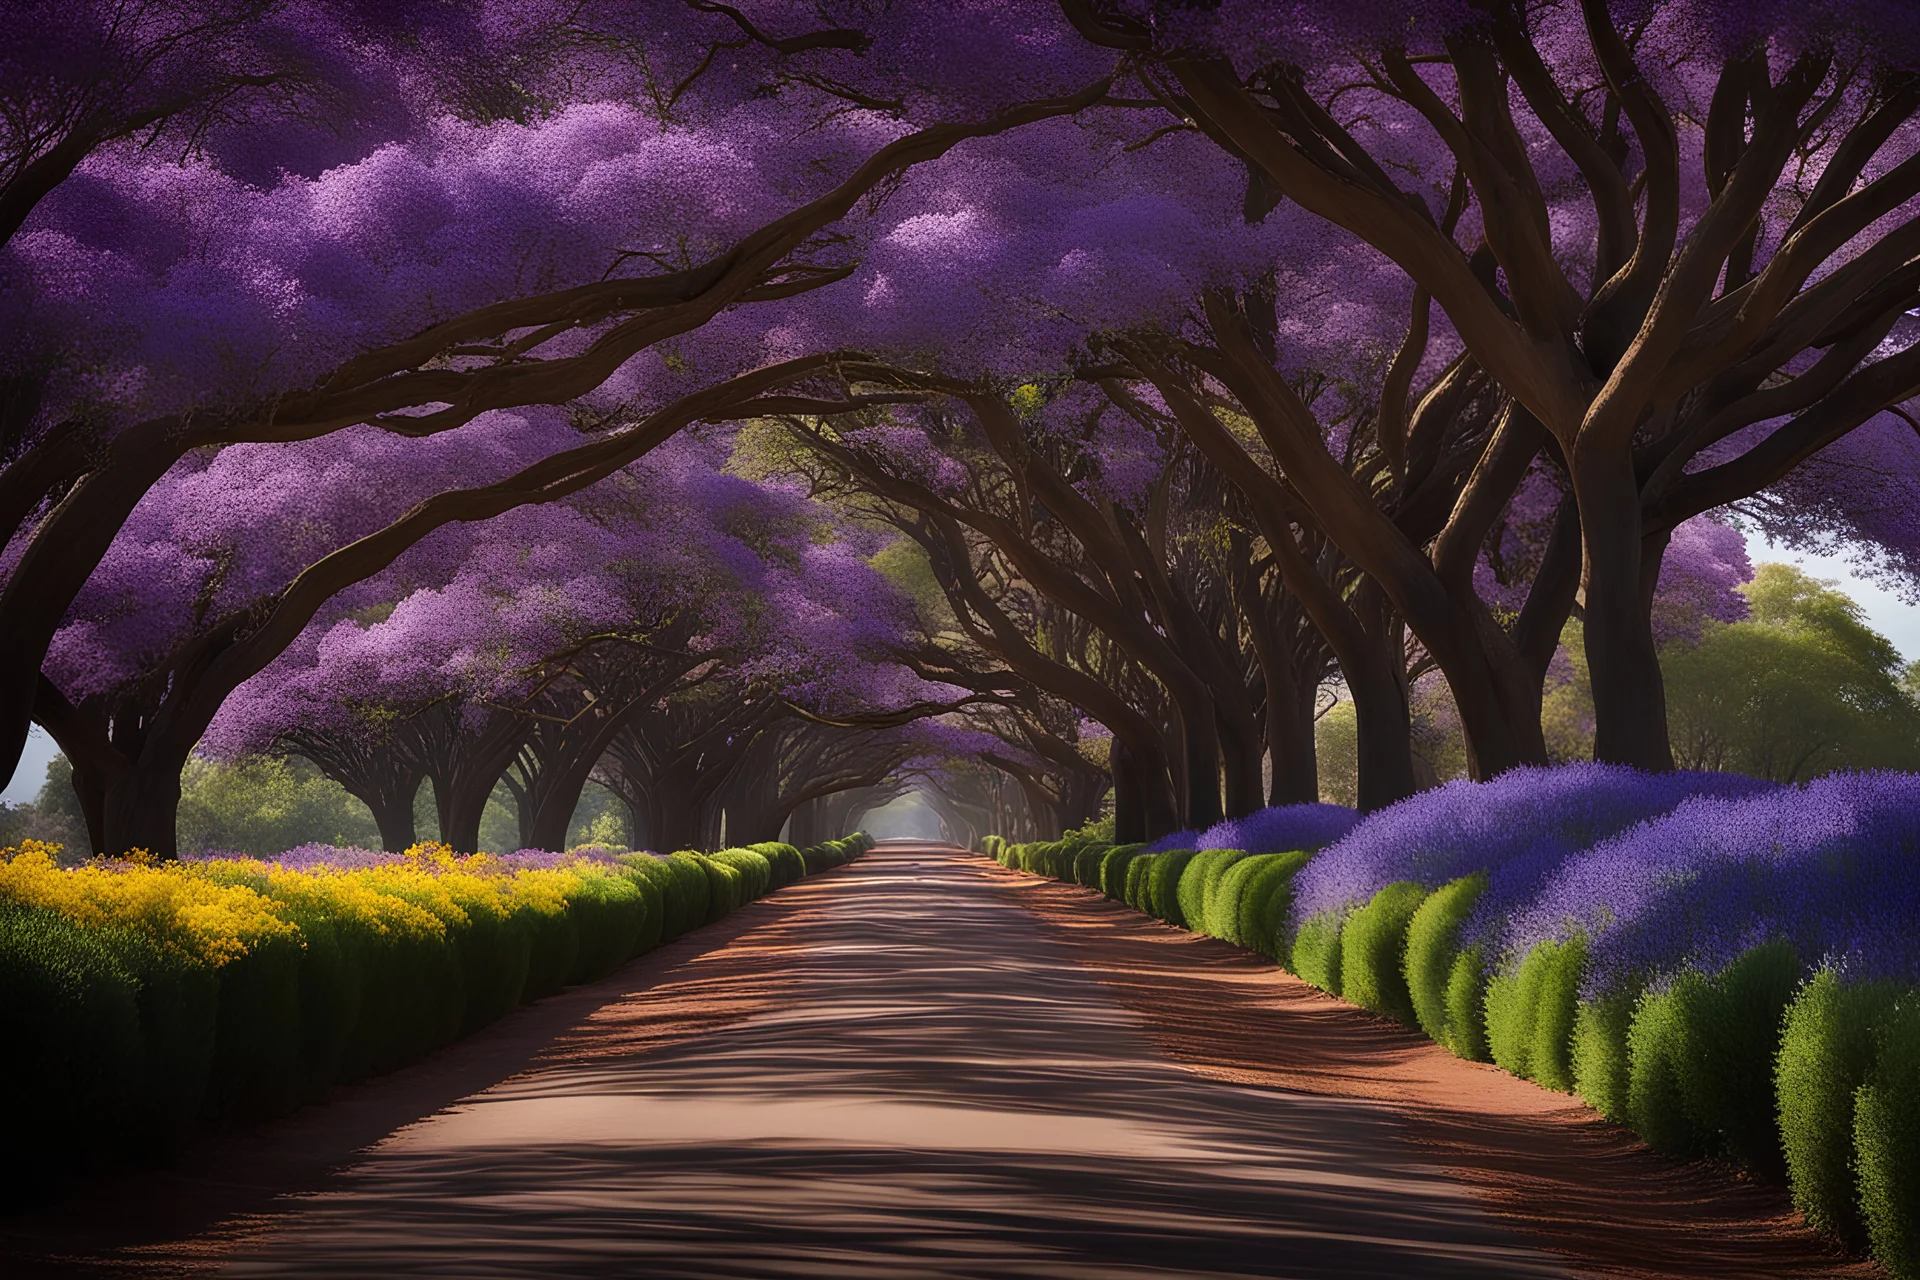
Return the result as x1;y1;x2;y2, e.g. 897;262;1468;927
0;832;872;1197
984;830;1920;1276
798;832;874;874
985;833;1314;966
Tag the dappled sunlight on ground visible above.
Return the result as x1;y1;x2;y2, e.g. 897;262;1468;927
999;860;1876;1280
3;846;1867;1279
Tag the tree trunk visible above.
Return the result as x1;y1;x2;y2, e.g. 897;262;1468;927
434;777;496;854
305;755;424;853
1229;543;1320;807
1576;443;1674;770
1216;702;1265;819
363;783;420;852
99;755;185;860
1146;361;1419;810
1261;658;1321;807
1179;704;1223;831
1111;739;1146;844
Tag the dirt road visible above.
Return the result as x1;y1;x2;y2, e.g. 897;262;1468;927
6;843;1867;1278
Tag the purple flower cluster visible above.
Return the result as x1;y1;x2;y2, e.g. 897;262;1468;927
1502;772;1920;997
1147;803;1359;854
1291;763;1774;929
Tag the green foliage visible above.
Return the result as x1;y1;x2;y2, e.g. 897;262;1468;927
0;833;785;1199
1777;971;1903;1245
1486;936;1586;1090
663;853;716;934
1064;814;1116;844
13;753;92;859
868;535;950;624
1099;843;1148;899
1686;942;1802;1175
1627;977;1711;1157
1340;881;1428;1025
1226;851;1313;958
1626;944;1802;1167
1571;989;1637;1122
710;847;774;900
1203;852;1259;944
1857;1003;1920;1280
1124;851;1161;913
1072;840;1112;888
562;872;653;982
798;832;871;873
1315;700;1359;808
566;781;629;849
204;933;307;1124
1443;944;1491;1062
618;854;691;940
176;755;381;856
1177;849;1252;936
1145;849;1198;925
1665;564;1920;781
0;903;146;1189
1404;875;1487;1057
1291;912;1344;994
694;852;744;922
748;842;807;889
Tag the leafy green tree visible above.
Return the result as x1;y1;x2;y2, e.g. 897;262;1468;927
1664;566;1920;781
175;755;381;855
1315;698;1359;808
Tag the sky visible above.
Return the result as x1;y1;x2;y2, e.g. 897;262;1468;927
6;533;1920;807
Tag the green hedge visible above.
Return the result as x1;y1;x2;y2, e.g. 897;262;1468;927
1486;935;1586;1092
1144;850;1198;926
1340;882;1428;1026
1291;912;1343;994
749;842;807;889
979;831;1920;1277
1404;874;1487;1059
1226;851;1313;959
0;835;852;1200
1858;1003;1920;1279
1099;844;1149;899
710;848;774;901
1778;972;1904;1246
1177;849;1252;937
800;832;874;875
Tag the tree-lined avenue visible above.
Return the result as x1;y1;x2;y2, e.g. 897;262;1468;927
6;844;1869;1279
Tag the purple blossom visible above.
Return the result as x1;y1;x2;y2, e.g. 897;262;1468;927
1502;772;1920;996
1148;803;1360;853
1292;764;1776;931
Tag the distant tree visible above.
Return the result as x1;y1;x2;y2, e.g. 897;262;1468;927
1664;565;1920;780
174;755;379;855
1314;699;1359;808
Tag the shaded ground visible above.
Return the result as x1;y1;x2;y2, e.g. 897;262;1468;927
1;844;1874;1278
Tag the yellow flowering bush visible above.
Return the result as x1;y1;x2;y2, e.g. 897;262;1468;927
0;844;294;966
0;832;855;1193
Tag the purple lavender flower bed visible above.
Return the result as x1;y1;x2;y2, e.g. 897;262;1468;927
1501;771;1920;997
1145;802;1359;854
1290;763;1774;932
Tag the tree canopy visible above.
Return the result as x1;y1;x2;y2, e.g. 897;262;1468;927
5;0;1920;851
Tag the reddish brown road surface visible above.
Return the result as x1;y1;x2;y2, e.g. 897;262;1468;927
3;844;1873;1279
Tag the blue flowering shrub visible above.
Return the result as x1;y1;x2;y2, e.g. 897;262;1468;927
980;773;1920;1276
1290;764;1771;1004
1145;803;1358;855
